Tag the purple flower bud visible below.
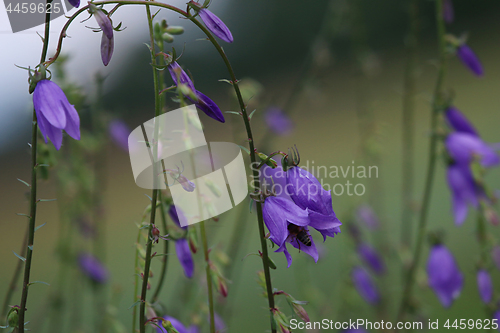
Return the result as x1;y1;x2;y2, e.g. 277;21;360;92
92;6;113;40
78;253;108;284
443;0;454;24
492;246;500;270
265;107;294;136
351;266;379;304
445;106;479;137
169;205;186;228
446;133;500;168
356;204;379;230
198;8;233;43
168;62;225;123
109;119;130;151
427;245;463;308
447;163;480;225
101;33;114;66
68;0;79;8
456;44;484;77
175;239;194;278
477;269;493;303
33;80;81;150
357;243;385;275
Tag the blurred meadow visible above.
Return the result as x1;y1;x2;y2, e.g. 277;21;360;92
2;0;500;332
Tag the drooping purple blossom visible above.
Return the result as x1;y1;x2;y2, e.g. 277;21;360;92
175;239;194;278
476;269;493;303
109;119;130;151
68;0;80;8
198;8;233;43
78;253;108;284
492;246;500;271
90;4;114;66
265;107;294;136
356;204;379;230
456;44;484;77
445;106;479;137
168;62;225;123
446;133;499;168
33;80;81;150
351;266;379;304
446;163;481;225
357;243;385;275
156;316;199;333
443;0;454;24
427;245;463;308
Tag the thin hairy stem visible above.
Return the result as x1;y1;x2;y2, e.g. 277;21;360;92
397;0;447;323
150;192;170;304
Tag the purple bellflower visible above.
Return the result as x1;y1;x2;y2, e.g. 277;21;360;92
477;269;493;303
446;133;500;168
262;196;340;267
169;205;194;278
356;204;379;230
286;166;342;240
357;243;385;275
109;119;130;151
443;0;454;24
78;253;108;284
456;44;484;77
447;163;481;225
197;6;233;43
265;107;294;136
156;316;199;333
352;266;379;304
33;80;81;150
168;62;225;123
445;106;479;137
427;245;463;308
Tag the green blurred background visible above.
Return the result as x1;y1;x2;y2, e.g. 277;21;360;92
2;0;500;331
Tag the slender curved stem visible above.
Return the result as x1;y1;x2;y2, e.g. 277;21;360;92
397;0;447;323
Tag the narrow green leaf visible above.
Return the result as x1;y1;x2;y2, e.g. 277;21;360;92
16;213;30;218
249;109;257;119
128;300;142;310
28;245;33;251
144;194;153;201
13;251;26;262
34;223;46;232
237;145;250;155
38;198;57;202
17;179;30;187
28;281;50;286
224;111;241;115
218;79;233;85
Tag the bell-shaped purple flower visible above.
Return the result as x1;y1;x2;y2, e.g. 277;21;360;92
445;106;479;137
446;133;500;168
356;204;379;230
68;0;79;8
109;119;130;151
198;8;233;43
33;80;81;150
447;163;481;225
168;62;225;123
78;253;108;284
443;0;454;24
175;239;194;278
357;244;385;275
265;107;293;136
286;166;342;240
492;246;500;271
156;316;199;333
456;44;484;77
427;245;463;308
477;269;493;303
351;266;379;304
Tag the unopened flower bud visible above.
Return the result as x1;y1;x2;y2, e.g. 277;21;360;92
7;306;20;328
162;33;174;43
166;26;184;35
188;228;198;253
162;320;181;333
178;84;198;102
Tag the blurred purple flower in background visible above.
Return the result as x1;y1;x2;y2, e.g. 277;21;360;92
156;316;199;333
265;107;294;136
443;0;454;24
109;119;130;151
168;61;225;123
356;204;379;230
198;7;233;43
446;133;499;167
456;44;484;77
492;246;500;270
343;329;368;333
78;253;108;284
476;269;493;303
446;163;481;225
68;0;79;8
357;244;385;275
169;206;194;278
493;310;500;332
352;266;379;304
427;245;463;308
445;106;478;137
33;80;81;150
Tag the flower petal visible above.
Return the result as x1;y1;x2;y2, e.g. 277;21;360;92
175;239;194;278
101;33;114;66
198;8;233;43
275;242;293;268
33;80;67;129
61;100;80;140
38;112;63;150
288;230;319;263
445;106;479;137
194;90;225;123
168;62;195;90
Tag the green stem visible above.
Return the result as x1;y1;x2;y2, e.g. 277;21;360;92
132;221;144;333
200;221;215;333
397;0;447;323
18;2;53;330
139;4;161;333
150;192;169;304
